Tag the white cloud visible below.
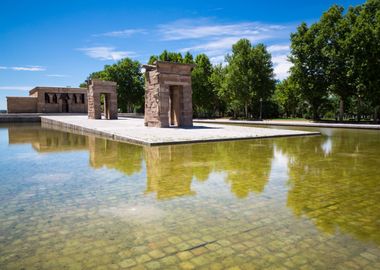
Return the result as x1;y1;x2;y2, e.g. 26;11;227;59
159;19;294;79
0;65;45;71
158;20;286;41
77;47;136;61
94;28;146;37
267;44;290;53
272;54;292;80
0;86;32;91
209;55;226;65
268;43;292;80
10;66;45;71
47;74;69;77
181;35;269;55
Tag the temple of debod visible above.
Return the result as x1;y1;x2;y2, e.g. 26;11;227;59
5;61;319;145
6;61;192;127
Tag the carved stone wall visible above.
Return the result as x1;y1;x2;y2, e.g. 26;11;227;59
87;79;118;120
7;87;87;113
143;61;194;128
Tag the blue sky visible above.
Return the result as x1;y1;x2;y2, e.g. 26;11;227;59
0;0;364;110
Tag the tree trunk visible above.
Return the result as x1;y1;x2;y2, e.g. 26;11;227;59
245;102;248;119
357;97;362;122
339;98;344;122
374;107;378;123
312;106;319;121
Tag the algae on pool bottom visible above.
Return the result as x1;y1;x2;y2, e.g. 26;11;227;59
0;123;379;269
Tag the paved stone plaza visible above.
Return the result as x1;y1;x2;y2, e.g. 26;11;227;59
40;115;319;145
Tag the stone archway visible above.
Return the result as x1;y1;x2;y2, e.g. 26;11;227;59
87;79;118;120
143;61;195;128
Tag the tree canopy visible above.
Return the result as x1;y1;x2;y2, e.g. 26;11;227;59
83;58;144;113
79;0;379;122
289;0;380;121
225;39;275;117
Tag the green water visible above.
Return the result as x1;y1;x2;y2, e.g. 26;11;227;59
0;123;379;269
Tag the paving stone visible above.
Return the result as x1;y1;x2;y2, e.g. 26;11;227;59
119;259;136;268
136;254;152;264
148;249;165;259
177;251;194;261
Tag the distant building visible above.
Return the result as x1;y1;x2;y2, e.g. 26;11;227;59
7;87;87;113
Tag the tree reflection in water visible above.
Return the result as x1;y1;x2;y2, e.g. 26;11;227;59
8;125;274;200
7;125;380;245
275;128;380;245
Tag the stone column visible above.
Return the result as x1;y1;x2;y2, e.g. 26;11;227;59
159;84;170;128
108;93;118;119
88;84;101;119
182;84;193;127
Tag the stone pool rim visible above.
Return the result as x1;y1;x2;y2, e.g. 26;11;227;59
39;115;320;146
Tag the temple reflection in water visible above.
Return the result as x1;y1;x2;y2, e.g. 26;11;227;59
7;124;274;200
7;124;380;245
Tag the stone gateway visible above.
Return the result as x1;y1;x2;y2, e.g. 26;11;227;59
87;79;118;120
143;61;195;128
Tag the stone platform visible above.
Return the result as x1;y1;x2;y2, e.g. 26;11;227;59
40;115;319;146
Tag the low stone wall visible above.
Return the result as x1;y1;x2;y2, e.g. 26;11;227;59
0;113;41;122
7;97;37;113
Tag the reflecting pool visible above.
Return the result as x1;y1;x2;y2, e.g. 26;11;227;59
0;123;379;269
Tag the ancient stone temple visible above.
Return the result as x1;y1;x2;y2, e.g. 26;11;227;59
7;87;87;113
87;79;118;120
143;61;195;128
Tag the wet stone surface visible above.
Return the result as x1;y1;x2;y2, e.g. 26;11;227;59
0;123;379;269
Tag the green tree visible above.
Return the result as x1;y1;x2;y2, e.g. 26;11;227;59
290;22;329;120
289;0;380;122
319;5;353;121
274;77;302;118
210;64;227;116
225;39;275;118
192;54;215;117
225;39;252;117
250;44;276;116
148;55;158;65
183;51;194;64
148;50;184;64
346;0;380;121
83;58;144;113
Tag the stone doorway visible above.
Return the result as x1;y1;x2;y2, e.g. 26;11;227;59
169;85;183;126
101;93;112;119
87;79;118;120
61;93;69;113
62;99;69;113
143;61;194;128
